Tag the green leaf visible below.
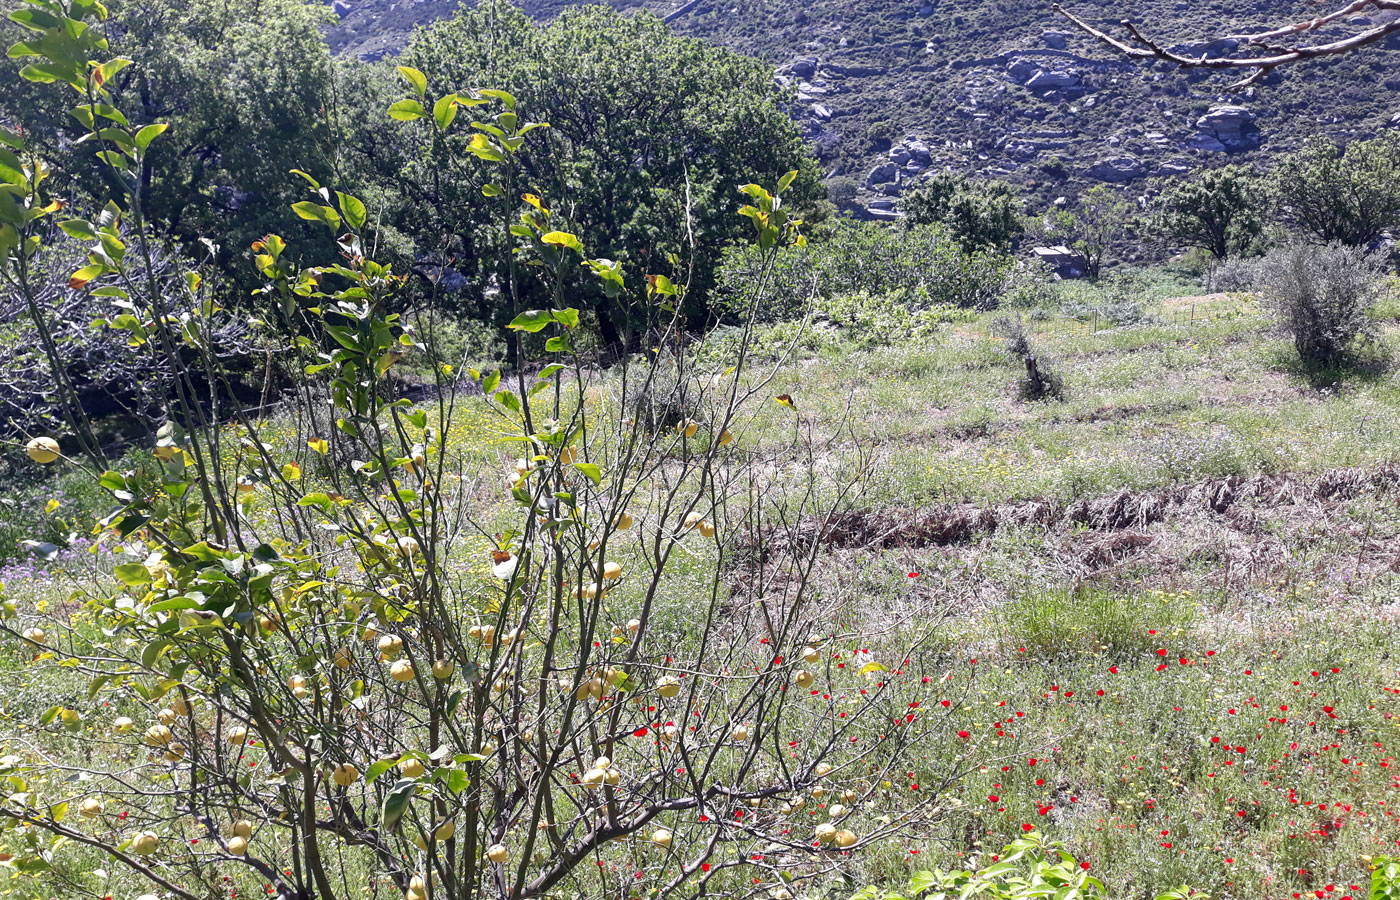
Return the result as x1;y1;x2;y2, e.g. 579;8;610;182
541;231;583;253
467;133;504;162
553;308;580;329
380;778;417;830
115;563;150;586
364;759;396;783
494;390;521;413
396;65;427;98
478;89;516;110
777;169;799;194
289;168;321;190
0;147;23;185
574;463;602;486
68;263;105;290
433;94;459;132
387;99;427;122
134;123;167;153
148;597;200;613
58;219;98;241
291;201;341;231
337;192;367;230
141;638;172;669
544;335;570;353
507;309;555;333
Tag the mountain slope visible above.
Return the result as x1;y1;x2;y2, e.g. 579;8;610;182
326;0;1400;213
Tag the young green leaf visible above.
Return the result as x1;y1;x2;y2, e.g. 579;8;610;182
396;65;427;98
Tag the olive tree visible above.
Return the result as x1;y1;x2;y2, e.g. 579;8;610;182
0;5;978;900
1270;134;1400;248
1150;165;1264;261
1030;187;1136;280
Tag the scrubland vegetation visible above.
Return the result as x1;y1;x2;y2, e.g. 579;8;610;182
2;2;1400;900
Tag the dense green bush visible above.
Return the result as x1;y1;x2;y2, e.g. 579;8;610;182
1151;165;1265;260
817;289;972;348
902;172;1024;254
716;221;1011;322
1271;133;1400;247
375;4;826;342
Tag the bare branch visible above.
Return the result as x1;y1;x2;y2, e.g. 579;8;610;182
1054;0;1400;89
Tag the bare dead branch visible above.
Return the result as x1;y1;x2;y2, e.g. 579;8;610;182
1054;0;1400;89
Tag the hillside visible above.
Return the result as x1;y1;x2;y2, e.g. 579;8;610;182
325;0;1400;215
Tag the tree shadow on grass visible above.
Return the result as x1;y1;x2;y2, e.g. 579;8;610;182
1267;342;1393;390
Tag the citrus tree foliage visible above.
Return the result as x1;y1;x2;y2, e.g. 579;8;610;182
900;173;1024;255
349;3;826;344
1270;133;1400;248
850;831;1196;900
1373;857;1400;900
0;0;336;265
1150;165;1264;261
0;4;968;899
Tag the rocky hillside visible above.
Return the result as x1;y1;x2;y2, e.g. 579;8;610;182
326;0;1400;215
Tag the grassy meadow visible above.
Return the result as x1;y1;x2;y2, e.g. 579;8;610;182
3;277;1400;900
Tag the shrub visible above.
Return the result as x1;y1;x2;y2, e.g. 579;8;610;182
901;172;1024;254
1257;242;1382;368
992;315;1064;401
994;587;1194;662
817;288;972;348
716;221;1012;323
1059;273;1152;328
1374;857;1400;900
1151;164;1265;260
1271;133;1400;247
999;259;1057;310
1202;256;1263;294
851;831;1201;900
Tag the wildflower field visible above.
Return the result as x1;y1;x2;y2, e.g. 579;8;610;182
3;285;1399;900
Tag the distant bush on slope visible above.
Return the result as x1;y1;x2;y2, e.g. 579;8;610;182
716;221;1010;323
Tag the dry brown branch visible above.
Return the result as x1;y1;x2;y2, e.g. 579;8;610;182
1054;0;1400;88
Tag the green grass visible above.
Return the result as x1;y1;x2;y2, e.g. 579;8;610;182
4;283;1400;900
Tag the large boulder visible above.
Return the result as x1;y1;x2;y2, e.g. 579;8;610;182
1085;156;1146;182
1041;30;1069;50
1007;58;1039;83
1026;69;1081;90
783;56;819;79
1194;105;1259;152
865;161;900;189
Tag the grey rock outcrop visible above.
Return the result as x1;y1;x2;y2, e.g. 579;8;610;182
1194;106;1259;152
865;161;899;189
1085;156;1146;182
784;56;819;79
1026;69;1081;90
